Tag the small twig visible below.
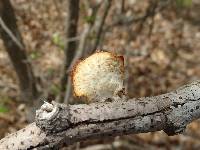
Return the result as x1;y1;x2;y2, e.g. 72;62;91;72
63;25;92;104
63;2;102;104
0;17;24;49
134;0;159;35
0;0;39;103
104;0;160;32
59;0;79;103
104;14;148;32
63;13;96;104
148;0;158;37
66;35;81;43
64;78;73;104
85;0;112;56
66;24;91;74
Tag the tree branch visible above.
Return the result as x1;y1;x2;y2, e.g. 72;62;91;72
0;0;39;102
62;4;97;104
84;0;112;56
59;0;79;102
104;0;160;32
0;17;24;49
1;80;200;149
61;1;111;103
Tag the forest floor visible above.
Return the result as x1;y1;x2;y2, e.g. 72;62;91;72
0;0;200;149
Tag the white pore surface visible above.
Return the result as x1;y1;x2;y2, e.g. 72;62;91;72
73;52;124;102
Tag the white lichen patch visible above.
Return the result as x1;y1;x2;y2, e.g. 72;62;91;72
72;51;124;102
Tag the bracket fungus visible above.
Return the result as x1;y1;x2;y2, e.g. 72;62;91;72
72;51;125;102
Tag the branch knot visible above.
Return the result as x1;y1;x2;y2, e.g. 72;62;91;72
35;101;71;134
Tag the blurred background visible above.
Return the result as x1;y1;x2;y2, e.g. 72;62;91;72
0;0;200;149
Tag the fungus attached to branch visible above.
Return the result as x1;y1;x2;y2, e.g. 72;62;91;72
72;51;125;102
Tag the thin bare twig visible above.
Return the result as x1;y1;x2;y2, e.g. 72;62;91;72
63;5;99;104
64;78;73;104
59;0;79;102
65;35;81;43
104;0;160;32
85;0;112;56
63;1;109;103
0;0;39;103
0;17;24;49
147;0;158;37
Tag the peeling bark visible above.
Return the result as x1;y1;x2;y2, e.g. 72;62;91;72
1;81;200;149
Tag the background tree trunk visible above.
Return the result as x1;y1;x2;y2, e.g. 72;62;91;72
60;0;79;102
0;0;39;102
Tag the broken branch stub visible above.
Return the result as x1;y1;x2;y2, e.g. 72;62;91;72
35;102;70;134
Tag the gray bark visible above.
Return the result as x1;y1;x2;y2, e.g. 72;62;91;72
1;81;200;149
